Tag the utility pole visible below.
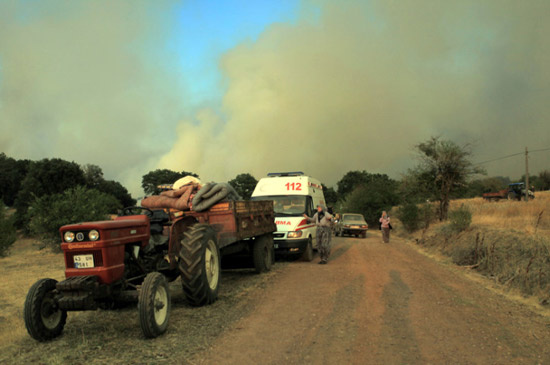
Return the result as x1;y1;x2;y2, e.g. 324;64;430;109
525;147;529;202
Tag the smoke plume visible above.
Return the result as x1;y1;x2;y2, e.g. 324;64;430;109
160;0;550;186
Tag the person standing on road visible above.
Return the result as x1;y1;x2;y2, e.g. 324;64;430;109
379;211;391;243
304;204;333;264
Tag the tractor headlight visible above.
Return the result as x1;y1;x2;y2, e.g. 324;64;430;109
287;231;303;238
64;231;75;243
89;230;100;241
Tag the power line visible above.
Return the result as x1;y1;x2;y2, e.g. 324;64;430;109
474;152;524;166
474;147;550;166
530;147;550;154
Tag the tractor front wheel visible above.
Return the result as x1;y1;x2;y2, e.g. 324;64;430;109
139;272;171;338
24;278;67;342
178;224;221;306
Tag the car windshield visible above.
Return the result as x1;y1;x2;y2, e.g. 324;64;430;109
343;214;364;222
251;195;308;217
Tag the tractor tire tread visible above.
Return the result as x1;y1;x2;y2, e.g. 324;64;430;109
139;272;170;338
178;224;219;307
24;278;67;342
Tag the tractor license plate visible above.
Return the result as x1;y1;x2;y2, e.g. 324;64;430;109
74;254;94;268
274;243;279;249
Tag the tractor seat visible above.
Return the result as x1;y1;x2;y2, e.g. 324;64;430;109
149;210;170;235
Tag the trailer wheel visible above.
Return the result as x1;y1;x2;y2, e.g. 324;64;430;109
24;278;67;342
253;234;273;273
139;272;170;338
178;224;220;306
301;236;314;262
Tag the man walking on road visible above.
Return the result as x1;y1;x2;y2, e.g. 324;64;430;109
304;204;333;264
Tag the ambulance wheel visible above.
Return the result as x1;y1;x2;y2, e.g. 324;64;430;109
301;236;314;262
253;234;273;273
139;272;170;338
179;224;220;306
24;278;67;342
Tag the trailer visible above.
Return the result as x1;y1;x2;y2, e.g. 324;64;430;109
482;183;535;201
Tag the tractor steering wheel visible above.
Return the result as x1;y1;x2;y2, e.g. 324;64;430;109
120;206;154;217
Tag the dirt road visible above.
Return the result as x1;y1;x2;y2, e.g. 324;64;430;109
3;235;550;364
190;235;550;365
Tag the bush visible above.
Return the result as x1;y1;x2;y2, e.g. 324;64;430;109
448;205;472;233
0;203;17;257
396;202;435;233
28;186;121;248
396;203;419;232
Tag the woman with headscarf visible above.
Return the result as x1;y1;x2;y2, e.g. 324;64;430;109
304;204;333;264
379;211;391;243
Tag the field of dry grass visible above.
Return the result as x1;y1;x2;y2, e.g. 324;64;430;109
449;190;550;234
408;191;550;304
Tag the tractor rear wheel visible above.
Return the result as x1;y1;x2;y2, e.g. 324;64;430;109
139;272;171;338
253;234;273;273
24;278;67;342
178;224;220;306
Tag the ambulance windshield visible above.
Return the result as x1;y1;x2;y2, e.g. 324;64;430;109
251;195;308;217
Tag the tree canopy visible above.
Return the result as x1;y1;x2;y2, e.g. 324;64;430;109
0;153;30;206
403;137;484;220
228;173;258;200
141;169;199;195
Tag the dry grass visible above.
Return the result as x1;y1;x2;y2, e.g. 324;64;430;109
0;238;286;364
0;237;66;349
449;190;550;234
408;191;550;304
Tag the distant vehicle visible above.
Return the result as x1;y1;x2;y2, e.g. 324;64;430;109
482;183;535;201
335;213;368;238
251;172;326;261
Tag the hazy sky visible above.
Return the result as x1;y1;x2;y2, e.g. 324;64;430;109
1;0;548;196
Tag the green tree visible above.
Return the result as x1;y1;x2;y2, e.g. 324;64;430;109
340;177;400;226
0;202;17;257
82;164;135;207
405;137;484;221
461;176;510;198
322;184;339;206
14;158;86;228
337;170;399;198
142;169;199;195
97;180;136;207
228;173;257;200
337;170;369;196
82;164;104;188
28;186;121;248
0;153;30;206
537;170;550;191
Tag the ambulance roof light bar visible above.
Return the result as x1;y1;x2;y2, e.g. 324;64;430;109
267;171;305;177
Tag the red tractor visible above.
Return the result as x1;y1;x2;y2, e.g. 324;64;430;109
24;201;276;340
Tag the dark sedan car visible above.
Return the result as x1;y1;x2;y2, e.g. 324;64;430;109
335;213;368;238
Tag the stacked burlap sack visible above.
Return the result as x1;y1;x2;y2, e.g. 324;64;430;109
141;181;241;212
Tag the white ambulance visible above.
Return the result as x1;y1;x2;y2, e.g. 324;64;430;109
250;172;326;261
